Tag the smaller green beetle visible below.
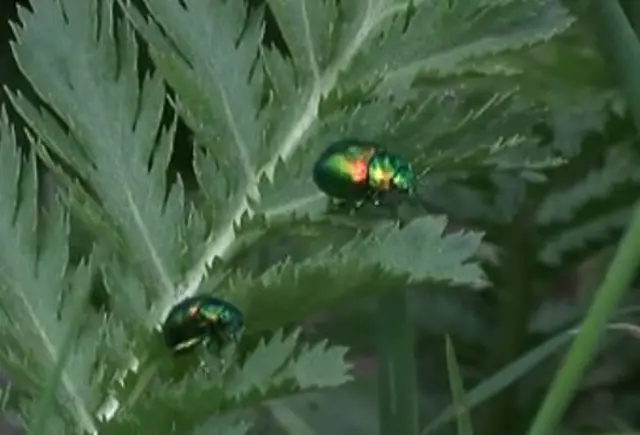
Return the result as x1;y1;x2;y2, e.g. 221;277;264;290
162;295;244;355
312;139;417;209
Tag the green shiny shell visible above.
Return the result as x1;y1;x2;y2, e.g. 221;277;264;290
367;150;416;194
312;139;377;200
313;140;416;202
162;295;244;354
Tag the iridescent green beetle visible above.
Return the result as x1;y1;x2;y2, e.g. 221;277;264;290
162;295;244;355
312;139;416;208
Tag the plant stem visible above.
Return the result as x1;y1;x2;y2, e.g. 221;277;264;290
528;1;640;433
376;290;418;435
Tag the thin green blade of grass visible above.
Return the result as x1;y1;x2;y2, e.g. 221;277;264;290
444;336;474;435
423;321;640;435
422;331;573;435
527;0;640;432
0;384;9;412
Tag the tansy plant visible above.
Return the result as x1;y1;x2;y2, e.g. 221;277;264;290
0;0;623;434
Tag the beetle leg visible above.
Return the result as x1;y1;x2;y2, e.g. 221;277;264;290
369;191;381;206
328;198;348;213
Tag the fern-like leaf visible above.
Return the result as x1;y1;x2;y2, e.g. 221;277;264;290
251;88;555;237
102;328;351;434
8;0;192;325
120;0;560;306
0;108;123;433
3;0;594;432
207;215;485;332
537;147;640;225
539;209;631;266
336;0;574;94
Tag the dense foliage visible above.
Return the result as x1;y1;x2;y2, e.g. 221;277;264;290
0;0;639;434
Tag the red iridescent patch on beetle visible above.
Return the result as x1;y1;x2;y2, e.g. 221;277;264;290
348;159;368;183
347;147;375;183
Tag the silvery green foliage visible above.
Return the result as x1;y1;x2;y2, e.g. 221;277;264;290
0;0;583;433
408;19;637;271
0;109;130;434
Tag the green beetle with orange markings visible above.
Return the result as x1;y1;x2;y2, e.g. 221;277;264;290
162;295;244;355
312;139;416;208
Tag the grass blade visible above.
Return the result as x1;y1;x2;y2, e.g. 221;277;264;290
444;336;474;435
528;0;640;432
422;331;573;434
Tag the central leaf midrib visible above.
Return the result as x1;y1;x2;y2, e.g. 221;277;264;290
180;1;411;299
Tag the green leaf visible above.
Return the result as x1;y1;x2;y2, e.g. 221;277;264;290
121;0;280;309
210;215;485;333
359;216;484;284
226;329;353;400
340;0;575;94
539;209;630;266
413;24;619;106
251;88;551;236
368;91;544;174
8;0;191;325
4;0;608;432
266;0;337;77
0;108;116;434
444;336;474;435
104;328;352;433
537;147;640;226
536;142;640;266
227;329;301;398
547;98;618;159
252;157;325;222
289;339;353;389
122;0;552;306
121;0;265;241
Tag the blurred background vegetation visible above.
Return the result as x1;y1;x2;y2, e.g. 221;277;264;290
2;0;640;434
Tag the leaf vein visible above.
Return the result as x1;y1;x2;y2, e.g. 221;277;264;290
178;1;416;300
